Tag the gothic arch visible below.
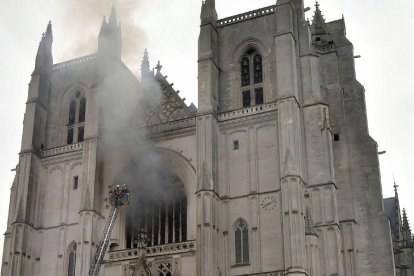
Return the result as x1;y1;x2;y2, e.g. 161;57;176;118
232;37;267;63
118;147;197;247
153;147;197;241
232;218;250;265
231;38;269;109
57;83;91;146
64;241;78;276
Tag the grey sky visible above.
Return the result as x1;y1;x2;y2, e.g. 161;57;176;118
0;0;413;263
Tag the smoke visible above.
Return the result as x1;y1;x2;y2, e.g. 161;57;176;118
48;0;187;245
55;0;147;76
95;58;185;245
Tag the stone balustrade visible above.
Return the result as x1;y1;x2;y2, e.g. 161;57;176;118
217;5;276;27
52;54;97;71
41;142;84;158
218;101;278;122
107;240;196;262
147;117;196;134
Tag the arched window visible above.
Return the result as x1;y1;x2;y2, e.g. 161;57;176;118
67;243;77;276
66;92;86;145
240;49;264;107
125;175;187;248
235;219;249;264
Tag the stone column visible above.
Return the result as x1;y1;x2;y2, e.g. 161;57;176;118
195;115;220;276
275;1;307;275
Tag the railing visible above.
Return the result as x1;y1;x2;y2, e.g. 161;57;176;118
52;54;97;71
41;142;84;157
147;117;196;134
107;240;196;262
218;101;278;121
217;5;276;27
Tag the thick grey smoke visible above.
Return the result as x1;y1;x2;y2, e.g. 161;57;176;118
95;59;185;246
56;0;147;75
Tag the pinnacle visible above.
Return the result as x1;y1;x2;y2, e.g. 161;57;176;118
311;1;328;35
46;21;52;37
403;209;410;229
108;4;118;25
141;49;150;72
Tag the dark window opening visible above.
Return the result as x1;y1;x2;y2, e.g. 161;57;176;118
79;97;86;123
253;54;263;84
78;126;84;142
235;220;249;264
255;88;263;105
66;94;87;145
67;128;74;145
241;57;250;86
73;176;79;190
68;100;76;125
333;134;340;141
233;140;239;150
68;243;77;276
242;91;251;107
240;50;264;107
316;37;321;42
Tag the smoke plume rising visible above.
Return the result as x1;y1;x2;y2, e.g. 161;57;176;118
55;0;147;76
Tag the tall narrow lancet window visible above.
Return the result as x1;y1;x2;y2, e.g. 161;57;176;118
235;219;249;264
66;92;86;145
79;97;86;123
240;49;264;107
69;100;77;125
67;243;77;276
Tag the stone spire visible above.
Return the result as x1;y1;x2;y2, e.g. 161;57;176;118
34;21;53;74
140;49;153;81
200;0;217;25
108;5;118;26
44;21;53;44
98;6;122;60
141;49;150;73
99;16;108;37
311;1;328;35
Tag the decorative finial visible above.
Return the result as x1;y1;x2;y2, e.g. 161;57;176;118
155;60;162;74
393;179;399;197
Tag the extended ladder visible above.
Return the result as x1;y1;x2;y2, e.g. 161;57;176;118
88;185;129;276
88;207;119;276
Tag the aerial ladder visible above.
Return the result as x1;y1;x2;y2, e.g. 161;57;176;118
88;184;130;276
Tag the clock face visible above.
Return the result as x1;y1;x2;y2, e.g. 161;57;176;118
260;195;277;211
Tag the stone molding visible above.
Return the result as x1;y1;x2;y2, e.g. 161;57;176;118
217;5;276;27
107;240;196;262
52;54;97;71
41;142;84;158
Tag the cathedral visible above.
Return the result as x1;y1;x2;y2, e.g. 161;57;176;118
2;0;414;275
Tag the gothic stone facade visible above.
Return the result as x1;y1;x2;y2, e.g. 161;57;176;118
1;0;400;275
